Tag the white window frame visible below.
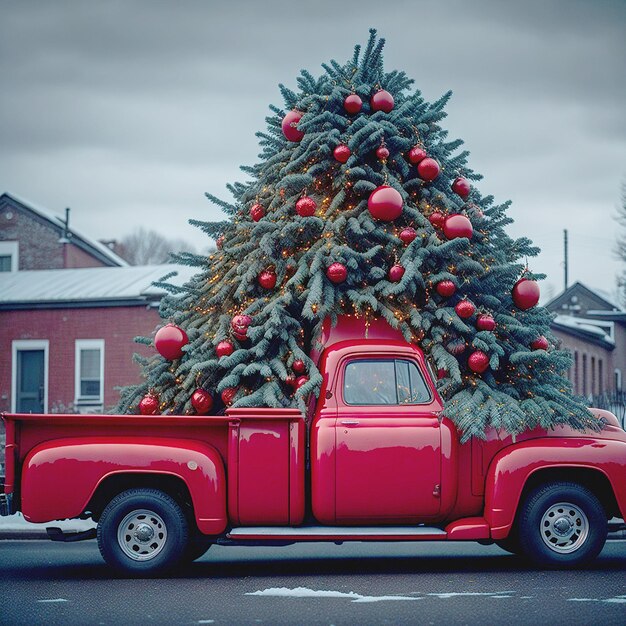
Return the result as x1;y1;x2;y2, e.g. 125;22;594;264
11;340;49;413
74;339;105;406
615;368;622;392
0;240;19;272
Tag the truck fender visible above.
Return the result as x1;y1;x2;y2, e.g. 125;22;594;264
20;437;227;535
483;437;626;539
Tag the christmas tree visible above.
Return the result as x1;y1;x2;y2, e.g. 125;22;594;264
118;30;597;440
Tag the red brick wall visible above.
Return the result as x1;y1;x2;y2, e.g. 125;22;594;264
1;199;109;269
0;306;160;412
551;329;614;396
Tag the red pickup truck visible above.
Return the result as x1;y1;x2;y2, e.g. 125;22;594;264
2;317;625;575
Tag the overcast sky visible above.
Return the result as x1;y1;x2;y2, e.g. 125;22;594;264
1;0;624;300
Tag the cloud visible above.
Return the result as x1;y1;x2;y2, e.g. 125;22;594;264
0;0;624;295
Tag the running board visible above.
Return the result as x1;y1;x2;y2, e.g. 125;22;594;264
227;525;448;542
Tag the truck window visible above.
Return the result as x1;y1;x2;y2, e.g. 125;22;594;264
343;359;431;406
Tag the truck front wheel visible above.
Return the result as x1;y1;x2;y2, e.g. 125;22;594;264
97;488;189;575
518;481;607;567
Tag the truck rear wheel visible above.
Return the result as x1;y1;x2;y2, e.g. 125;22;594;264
97;488;188;575
518;481;607;568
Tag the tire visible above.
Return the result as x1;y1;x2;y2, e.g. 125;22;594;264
518;481;607;568
97;488;189;575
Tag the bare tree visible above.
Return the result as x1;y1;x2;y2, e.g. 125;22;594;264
115;228;196;265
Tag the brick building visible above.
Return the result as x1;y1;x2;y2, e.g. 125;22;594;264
547;282;626;398
0;193;195;415
0;192;127;270
0;265;194;414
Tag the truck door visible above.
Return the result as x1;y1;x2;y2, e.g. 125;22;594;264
335;358;442;522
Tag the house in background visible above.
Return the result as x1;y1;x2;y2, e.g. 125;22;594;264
0;192;195;416
546;282;625;402
0;192;127;271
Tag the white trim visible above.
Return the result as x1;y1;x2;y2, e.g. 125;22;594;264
615;368;622;392
0;240;19;272
11;340;49;413
74;339;105;406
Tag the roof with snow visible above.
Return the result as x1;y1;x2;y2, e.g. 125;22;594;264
1;192;129;267
0;264;198;309
552;314;615;350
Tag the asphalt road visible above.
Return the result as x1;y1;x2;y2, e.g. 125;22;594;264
0;540;624;625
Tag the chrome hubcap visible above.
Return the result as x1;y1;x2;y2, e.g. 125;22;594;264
117;509;167;561
540;502;589;554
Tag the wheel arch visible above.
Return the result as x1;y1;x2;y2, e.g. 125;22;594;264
87;472;194;522
516;467;618;521
484;440;622;539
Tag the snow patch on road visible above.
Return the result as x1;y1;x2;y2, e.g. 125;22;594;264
246;587;421;603
569;595;626;604
428;591;516;599
37;598;68;603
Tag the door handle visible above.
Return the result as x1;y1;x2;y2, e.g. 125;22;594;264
340;420;360;426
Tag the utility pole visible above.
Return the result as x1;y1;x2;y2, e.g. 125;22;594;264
563;229;568;291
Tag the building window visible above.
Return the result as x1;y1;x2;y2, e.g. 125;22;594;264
598;359;603;394
75;339;104;406
0;240;18;272
591;356;596;396
615;369;622;392
573;351;579;394
582;354;587;396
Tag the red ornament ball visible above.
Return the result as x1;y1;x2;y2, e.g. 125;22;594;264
258;269;277;290
343;94;363;114
292;359;306;374
191;389;213;415
437;368;448;380
250;203;265;222
447;341;466;356
399;227;417;244
368;185;403;221
512;278;540;310
417;157;441;181
455;300;476;319
216;235;225;250
326;262;348;284
285;375;297;388
155;324;188;360
436;280;456;297
296;195;317;217
281;110;304;142
139;394;159;415
451;177;471;200
476;314;496;331
408;146;427;164
531;335;549;351
295;375;309;389
333;144;351;163
443;214;473;240
231;314;252;341
376;145;390;160
215;340;234;358
468;350;490;374
388;264;405;282
221;387;238;406
429;212;446;229
370;89;394;113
